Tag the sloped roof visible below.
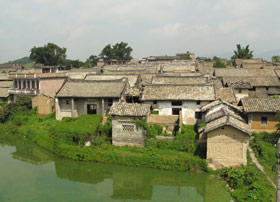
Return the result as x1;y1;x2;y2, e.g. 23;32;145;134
162;65;196;73
109;102;150;117
215;68;276;77
241;98;280;112
205;107;245;123
225;81;252;89
0;81;13;88
223;77;280;87
56;79;127;98
215;87;236;103
151;76;207;85
124;87;141;97
85;74;140;87
0;74;11;81
201;99;241;112
141;84;215;101
0;88;9;98
204;115;250;135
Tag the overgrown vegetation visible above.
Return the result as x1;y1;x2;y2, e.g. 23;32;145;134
250;132;278;182
219;153;275;202
0;100;207;173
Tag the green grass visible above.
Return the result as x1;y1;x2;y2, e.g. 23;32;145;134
250;133;278;183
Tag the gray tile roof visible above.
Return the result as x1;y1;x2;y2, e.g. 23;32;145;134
201;100;241;112
215;87;236;103
109;102;150;117
225;81;252;89
205;107;245;123
204;115;250;135
241;98;280;112
0;81;13;88
56;79;127;98
223;77;280;87
141;84;215;101
215;68;277;77
85;74;140;87
151;76;207;85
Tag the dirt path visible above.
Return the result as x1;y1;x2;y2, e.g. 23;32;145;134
248;146;276;188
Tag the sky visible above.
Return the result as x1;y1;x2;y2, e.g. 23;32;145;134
0;0;280;63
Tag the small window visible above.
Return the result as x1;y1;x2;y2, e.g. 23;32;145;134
238;89;242;93
172;101;182;106
108;98;113;106
248;114;252;123
261;117;267;125
153;100;157;104
266;87;269;91
66;100;70;105
195;112;202;119
122;125;134;132
196;101;201;105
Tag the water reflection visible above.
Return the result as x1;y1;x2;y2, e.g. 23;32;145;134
0;135;230;202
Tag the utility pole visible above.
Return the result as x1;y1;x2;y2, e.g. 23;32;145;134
276;139;280;202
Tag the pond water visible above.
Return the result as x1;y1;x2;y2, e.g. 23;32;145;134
0;135;231;202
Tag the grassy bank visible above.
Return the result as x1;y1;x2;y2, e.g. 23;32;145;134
218;152;275;202
250;132;278;182
0;98;207;173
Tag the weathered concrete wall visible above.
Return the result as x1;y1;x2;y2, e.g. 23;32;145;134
32;95;54;115
249;112;277;132
147;114;179;135
40;78;65;96
207;126;249;170
157;101;209;125
112;117;145;147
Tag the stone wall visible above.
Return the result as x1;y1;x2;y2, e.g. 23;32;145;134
207;126;249;170
112;117;145;147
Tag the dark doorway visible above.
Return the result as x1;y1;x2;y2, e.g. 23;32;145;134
172;108;181;115
87;104;97;114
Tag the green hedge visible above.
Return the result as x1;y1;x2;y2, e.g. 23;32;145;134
146;125;198;154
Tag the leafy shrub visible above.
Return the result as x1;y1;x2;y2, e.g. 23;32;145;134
251;133;278;182
220;163;275;202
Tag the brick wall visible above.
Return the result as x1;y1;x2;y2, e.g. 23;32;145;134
207;126;249;169
250;112;277;132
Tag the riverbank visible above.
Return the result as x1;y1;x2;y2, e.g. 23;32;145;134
0;110;208;173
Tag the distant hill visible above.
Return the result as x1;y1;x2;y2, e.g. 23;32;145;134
9;57;33;65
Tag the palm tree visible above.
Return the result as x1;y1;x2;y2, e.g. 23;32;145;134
232;44;253;59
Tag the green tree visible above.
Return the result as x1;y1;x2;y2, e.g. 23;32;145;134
272;56;280;63
99;44;113;62
86;55;99;66
30;43;67;66
112;42;133;61
231;44;253;59
99;42;133;62
62;59;84;69
213;56;226;68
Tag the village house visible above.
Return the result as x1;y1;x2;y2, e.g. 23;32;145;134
176;51;195;61
85;74;142;88
32;94;55;115
33;65;59;73
199;100;250;169
55;79;129;120
8;71;67;101
109;102;150;147
0;74;13;102
240;98;280;132
141;84;216;125
0;63;21;73
151;75;208;85
203;112;250;169
232;58;264;68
